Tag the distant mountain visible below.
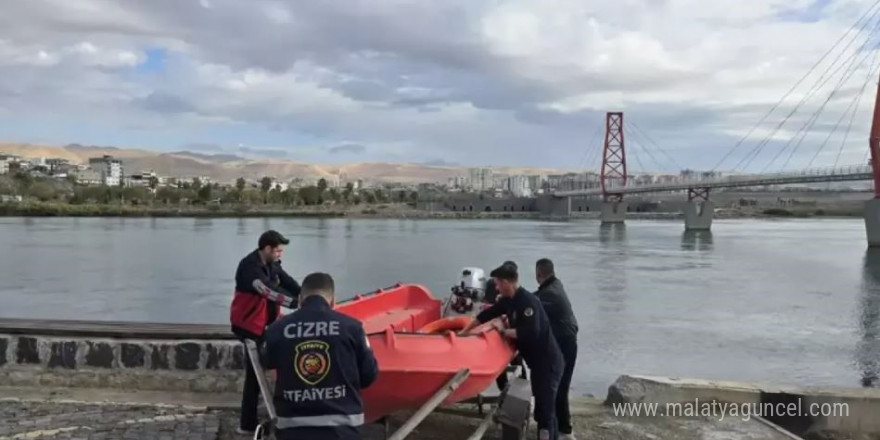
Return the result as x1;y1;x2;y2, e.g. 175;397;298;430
0;142;568;183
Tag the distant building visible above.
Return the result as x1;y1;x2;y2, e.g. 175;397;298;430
506;175;532;197
467;167;494;191
46;158;70;174
75;169;103;185
88;155;123;186
0;154;21;175
447;176;466;190
125;170;158;188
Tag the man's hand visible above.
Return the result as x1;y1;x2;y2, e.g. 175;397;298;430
491;319;507;332
503;328;517;339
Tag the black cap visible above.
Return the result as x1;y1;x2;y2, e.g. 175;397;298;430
258;230;289;249
490;262;518;281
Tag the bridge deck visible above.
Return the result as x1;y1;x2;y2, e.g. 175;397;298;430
554;164;872;197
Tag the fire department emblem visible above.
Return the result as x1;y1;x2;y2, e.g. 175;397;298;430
294;340;331;385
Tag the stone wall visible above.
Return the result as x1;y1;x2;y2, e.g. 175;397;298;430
0;334;244;393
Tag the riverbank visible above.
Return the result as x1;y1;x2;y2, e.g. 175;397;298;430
0;200;866;219
0;201;541;219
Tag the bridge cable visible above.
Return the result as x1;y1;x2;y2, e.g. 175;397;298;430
737;18;880;172
625;126;666;172
737;12;880;172
582;122;606;173
709;0;880;172
577;121;605;173
778;36;880;171
761;37;880;172
806;58;879;169
629;121;685;171
825;46;880;169
624;127;650;173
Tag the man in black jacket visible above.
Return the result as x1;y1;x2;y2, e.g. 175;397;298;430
461;263;563;440
264;272;378;440
534;258;579;440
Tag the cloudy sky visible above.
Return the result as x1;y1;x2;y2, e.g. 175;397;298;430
1;0;880;171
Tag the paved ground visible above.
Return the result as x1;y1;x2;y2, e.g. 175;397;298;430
0;386;805;440
0;401;221;440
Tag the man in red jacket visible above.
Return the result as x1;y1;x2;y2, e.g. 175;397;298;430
230;230;301;435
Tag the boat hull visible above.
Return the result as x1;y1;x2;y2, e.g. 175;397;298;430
336;284;515;423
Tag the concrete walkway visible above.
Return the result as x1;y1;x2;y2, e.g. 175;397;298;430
0;386;796;440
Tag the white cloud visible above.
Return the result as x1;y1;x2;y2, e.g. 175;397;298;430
0;0;878;170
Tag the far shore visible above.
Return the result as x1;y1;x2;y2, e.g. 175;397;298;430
0;201;864;220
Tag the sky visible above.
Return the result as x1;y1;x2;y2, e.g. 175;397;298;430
1;0;880;172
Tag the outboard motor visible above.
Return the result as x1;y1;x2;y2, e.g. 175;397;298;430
444;267;487;317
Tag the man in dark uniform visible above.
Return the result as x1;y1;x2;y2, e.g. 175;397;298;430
263;272;379;440
230;230;302;435
483;261;528;391
460;263;564;440
535;258;579;440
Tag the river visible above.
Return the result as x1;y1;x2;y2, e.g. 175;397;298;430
1;216;878;396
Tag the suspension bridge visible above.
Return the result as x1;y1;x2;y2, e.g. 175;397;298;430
544;0;880;246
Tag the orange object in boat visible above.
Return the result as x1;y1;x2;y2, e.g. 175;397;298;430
334;284;515;423
417;315;474;333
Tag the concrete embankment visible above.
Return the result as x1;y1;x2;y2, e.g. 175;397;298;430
607;375;880;439
0;319;243;393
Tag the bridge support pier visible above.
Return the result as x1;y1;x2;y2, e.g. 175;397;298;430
549;196;571;220
684;201;714;231
600;202;627;224
865;199;880;247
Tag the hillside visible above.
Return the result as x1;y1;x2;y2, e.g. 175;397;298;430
0;142;567;183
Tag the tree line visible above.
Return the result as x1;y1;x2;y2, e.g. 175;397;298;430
0;173;419;208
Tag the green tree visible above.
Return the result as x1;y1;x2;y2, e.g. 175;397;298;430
236;177;246;192
260;177;273;203
342;182;354;203
317;178;328;194
298;186;322;205
156;187;180;205
198;184;213;202
192;178;202;192
397;191;407;203
281;188;298;206
148;176;159;191
327;188;340;204
363;191;376;204
374;189;386;203
409;191;419;204
28;181;57;202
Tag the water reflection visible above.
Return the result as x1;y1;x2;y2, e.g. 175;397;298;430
858;249;880;387
681;230;714;252
596;223;627;309
599;223;626;245
237;218;246;236
193;218;213;231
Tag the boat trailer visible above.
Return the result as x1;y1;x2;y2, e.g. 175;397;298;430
246;339;533;440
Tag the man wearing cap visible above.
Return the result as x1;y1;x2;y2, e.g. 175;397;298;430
230;230;302;435
460;263;564;440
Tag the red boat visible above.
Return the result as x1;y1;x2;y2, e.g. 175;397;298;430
336;283;515;423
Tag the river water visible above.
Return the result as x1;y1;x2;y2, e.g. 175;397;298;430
1;216;879;396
